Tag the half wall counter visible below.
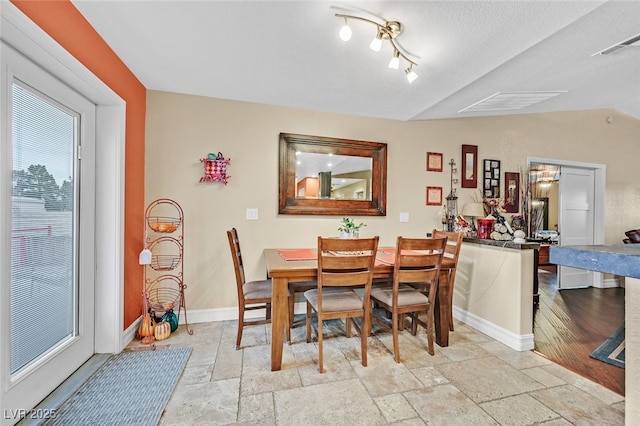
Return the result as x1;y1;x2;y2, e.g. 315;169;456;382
453;237;539;351
551;244;639;425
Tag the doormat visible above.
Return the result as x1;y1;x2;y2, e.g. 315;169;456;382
44;346;191;425
590;325;625;369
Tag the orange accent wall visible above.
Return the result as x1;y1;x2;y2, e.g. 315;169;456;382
12;0;146;330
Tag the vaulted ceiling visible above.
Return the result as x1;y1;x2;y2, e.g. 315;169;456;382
72;1;640;121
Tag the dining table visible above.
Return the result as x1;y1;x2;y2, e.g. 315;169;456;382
263;247;452;371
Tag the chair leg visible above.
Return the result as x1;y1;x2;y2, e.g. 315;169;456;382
285;300;291;344
318;317;325;373
426;309;435;356
305;302;312;343
392;310;401;363
289;287;295;330
346;316;352;338
410;312;418;336
361;313;369;367
236;307;244;350
448;269;457;332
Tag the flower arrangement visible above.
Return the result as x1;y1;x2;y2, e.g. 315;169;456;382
338;217;366;236
482;196;506;217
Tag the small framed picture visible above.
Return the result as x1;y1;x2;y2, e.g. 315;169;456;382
504;172;520;213
483;159;501;198
426;152;443;172
461;144;478;188
426;186;443;206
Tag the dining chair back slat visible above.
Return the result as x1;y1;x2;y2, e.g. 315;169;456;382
320;270;372;287
321;254;374;271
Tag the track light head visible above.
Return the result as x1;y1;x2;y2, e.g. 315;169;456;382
405;65;418;83
388;50;400;69
339;17;352;41
369;29;383;52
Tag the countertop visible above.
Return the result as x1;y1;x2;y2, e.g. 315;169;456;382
462;236;540;250
550;244;640;278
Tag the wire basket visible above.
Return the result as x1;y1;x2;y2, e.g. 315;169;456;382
146;284;181;314
147;216;181;233
150;254;181;271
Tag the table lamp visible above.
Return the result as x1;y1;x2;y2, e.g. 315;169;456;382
462;202;486;235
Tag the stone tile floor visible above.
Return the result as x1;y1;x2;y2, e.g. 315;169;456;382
127;315;625;425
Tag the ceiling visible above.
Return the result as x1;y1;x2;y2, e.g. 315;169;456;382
71;1;640;121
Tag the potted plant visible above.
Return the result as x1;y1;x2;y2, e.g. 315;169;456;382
338;217;366;239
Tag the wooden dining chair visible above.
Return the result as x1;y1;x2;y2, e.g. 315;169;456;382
304;236;379;373
370;236;447;362
432;229;464;331
227;228;289;350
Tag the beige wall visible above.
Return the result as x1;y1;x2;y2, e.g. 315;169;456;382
145;90;640;312
455;243;535;345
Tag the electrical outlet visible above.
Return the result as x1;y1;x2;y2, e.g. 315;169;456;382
246;208;259;220
400;212;409;223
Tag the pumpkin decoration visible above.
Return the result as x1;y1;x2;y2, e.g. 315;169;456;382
154;321;171;341
162;309;179;332
141;335;156;345
138;312;155;338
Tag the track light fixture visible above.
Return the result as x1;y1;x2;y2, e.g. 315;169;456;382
336;13;418;83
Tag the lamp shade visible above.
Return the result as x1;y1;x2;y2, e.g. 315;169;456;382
339;24;352;41
462;202;485;218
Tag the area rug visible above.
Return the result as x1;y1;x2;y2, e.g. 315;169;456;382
44;346;191;425
590;325;625;369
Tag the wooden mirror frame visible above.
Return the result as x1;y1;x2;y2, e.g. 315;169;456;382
279;133;387;216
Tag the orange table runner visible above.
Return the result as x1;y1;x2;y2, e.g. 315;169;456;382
278;249;317;260
375;248;396;265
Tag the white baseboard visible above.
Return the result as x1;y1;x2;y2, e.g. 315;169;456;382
453;306;534;351
180;307;240;324
600;277;620;288
116;317;139;353
182;302;310;324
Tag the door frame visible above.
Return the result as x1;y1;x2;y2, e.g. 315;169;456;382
2;0;127;354
528;156;606;287
1;6;126;416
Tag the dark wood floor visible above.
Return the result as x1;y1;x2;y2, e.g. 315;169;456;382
533;265;625;396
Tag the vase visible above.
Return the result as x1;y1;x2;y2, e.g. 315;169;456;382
476;218;495;239
339;232;358;239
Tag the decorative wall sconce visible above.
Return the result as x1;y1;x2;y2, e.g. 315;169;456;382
199;152;230;185
336;13;418;83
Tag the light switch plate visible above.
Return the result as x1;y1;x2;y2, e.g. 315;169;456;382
246;208;259;220
400;212;409;223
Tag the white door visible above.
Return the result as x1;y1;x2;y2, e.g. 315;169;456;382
1;43;96;425
558;166;595;289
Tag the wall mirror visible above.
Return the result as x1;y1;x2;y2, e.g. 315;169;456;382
279;133;387;216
